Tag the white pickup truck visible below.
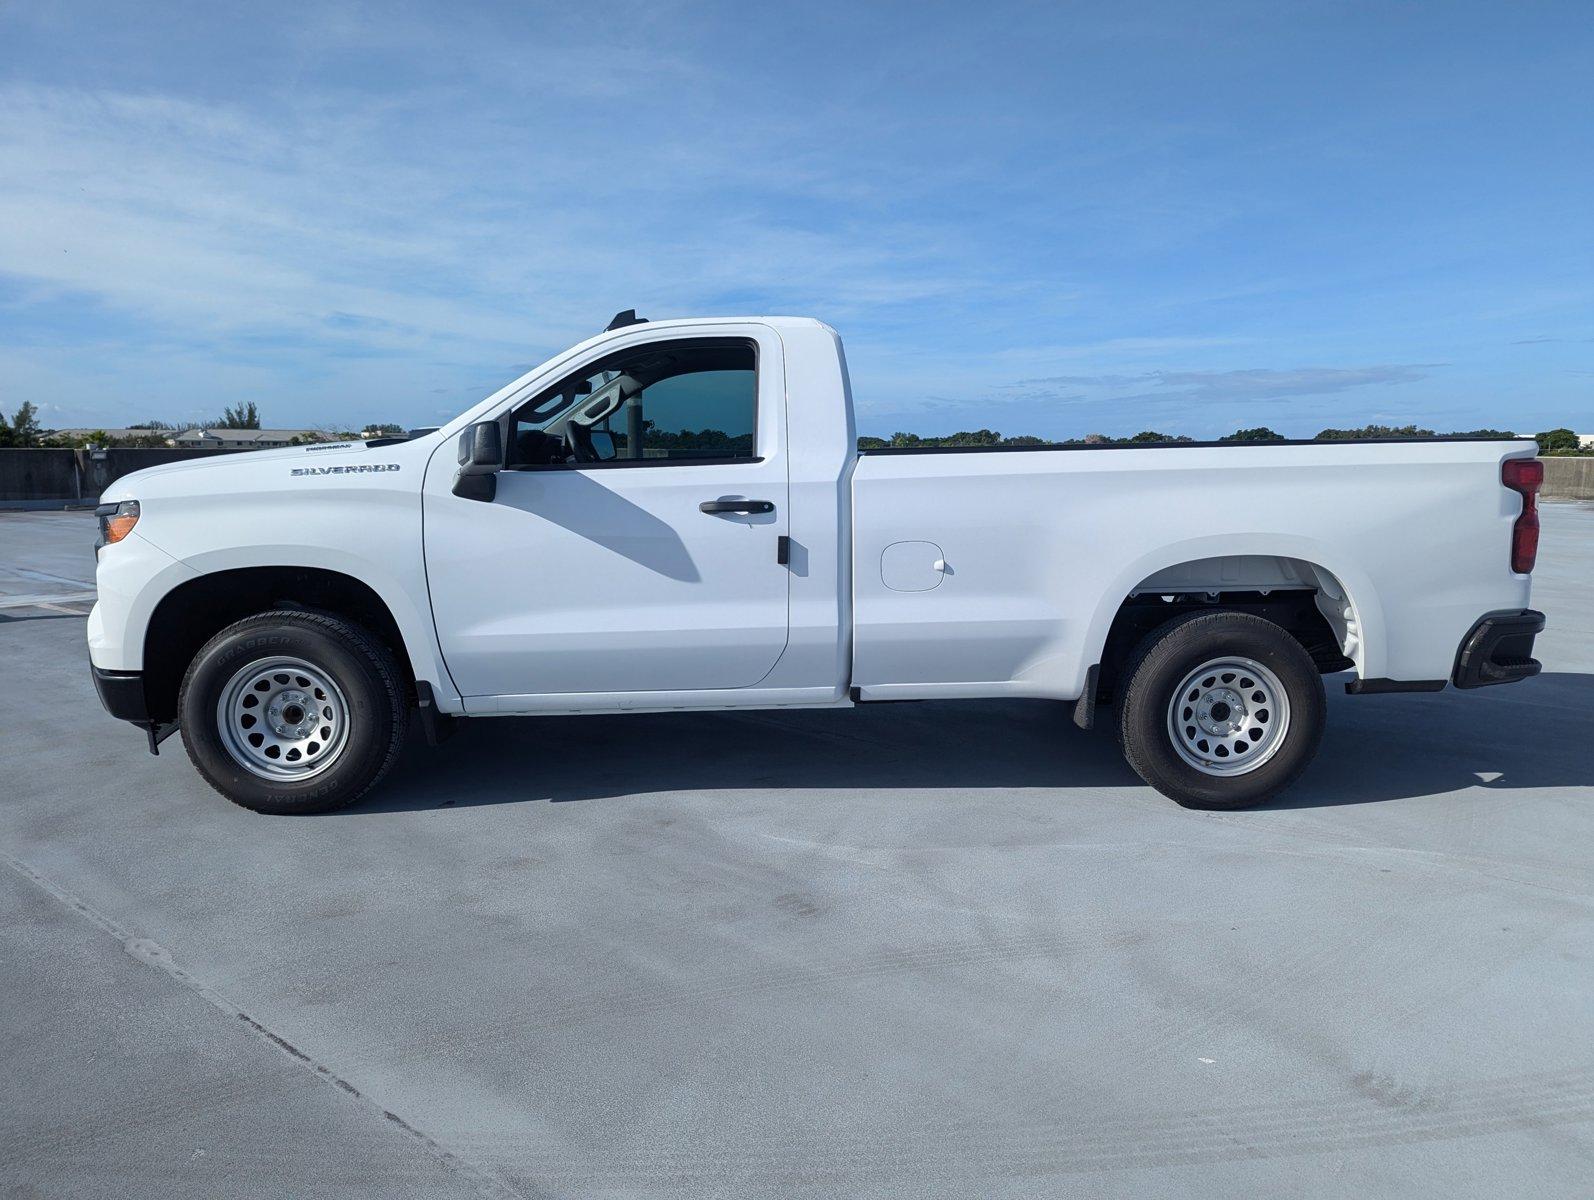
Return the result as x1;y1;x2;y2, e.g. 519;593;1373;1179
88;313;1547;814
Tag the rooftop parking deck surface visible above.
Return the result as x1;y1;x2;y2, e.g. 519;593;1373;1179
2;505;1591;1198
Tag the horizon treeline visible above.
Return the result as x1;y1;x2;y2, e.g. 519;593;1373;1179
859;424;1586;451
3;401;1587;457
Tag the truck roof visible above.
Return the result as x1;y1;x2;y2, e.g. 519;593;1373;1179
604;315;833;333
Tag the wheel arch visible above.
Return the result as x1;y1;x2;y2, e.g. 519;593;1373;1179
1081;539;1383;704
141;566;420;724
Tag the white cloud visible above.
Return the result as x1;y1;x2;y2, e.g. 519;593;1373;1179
1013;364;1441;403
0;72;1020;424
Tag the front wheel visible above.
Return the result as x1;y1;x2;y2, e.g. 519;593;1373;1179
178;610;407;814
1116;611;1326;810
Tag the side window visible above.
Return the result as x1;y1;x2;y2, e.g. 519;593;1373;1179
507;339;757;467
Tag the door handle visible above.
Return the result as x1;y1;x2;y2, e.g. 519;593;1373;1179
699;499;774;514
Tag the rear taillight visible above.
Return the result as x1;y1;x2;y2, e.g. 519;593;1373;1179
1502;458;1542;574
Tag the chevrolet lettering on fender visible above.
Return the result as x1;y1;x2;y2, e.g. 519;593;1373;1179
85;310;1547;815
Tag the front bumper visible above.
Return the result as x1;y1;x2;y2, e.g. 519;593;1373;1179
91;665;150;722
1452;609;1545;689
91;665;178;753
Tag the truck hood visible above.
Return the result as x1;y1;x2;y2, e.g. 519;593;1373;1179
99;440;416;502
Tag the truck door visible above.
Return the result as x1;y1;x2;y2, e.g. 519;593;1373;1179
422;327;790;701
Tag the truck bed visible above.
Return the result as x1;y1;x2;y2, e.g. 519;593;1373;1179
849;437;1537;703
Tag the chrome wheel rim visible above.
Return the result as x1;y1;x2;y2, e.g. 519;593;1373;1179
1166;656;1290;777
216;656;350;781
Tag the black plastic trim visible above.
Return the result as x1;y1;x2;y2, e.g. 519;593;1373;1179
92;665;180;754
1452;609;1545;689
452;471;497;502
1073;663;1100;730
606;309;648;331
415;680;458;746
94;502;114;551
506;455;764;472
1345;678;1447;695
699;499;774;514
145;722;179;755
858;436;1536;457
91;665;150;722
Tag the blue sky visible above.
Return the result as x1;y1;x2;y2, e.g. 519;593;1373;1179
2;0;1590;439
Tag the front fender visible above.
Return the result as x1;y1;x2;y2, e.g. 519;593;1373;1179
87;531;201;671
176;543;459;708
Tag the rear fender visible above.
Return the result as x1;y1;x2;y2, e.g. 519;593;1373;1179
1077;534;1382;690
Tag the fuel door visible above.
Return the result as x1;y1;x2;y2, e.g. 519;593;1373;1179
881;540;947;592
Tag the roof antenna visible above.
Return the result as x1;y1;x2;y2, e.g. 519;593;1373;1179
606;309;648;331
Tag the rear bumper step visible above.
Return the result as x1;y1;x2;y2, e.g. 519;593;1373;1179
1345;677;1446;695
1452;609;1545;689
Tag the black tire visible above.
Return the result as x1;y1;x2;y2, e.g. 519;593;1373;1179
1115;610;1326;810
178;610;407;814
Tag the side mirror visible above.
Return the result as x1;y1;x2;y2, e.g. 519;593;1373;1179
453;421;503;502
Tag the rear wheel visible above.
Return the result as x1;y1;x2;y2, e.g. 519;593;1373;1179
178;610;406;814
1116;611;1326;810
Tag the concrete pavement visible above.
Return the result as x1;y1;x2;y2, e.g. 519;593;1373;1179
2;506;1591;1197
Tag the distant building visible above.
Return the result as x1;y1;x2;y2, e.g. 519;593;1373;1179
172;428;335;449
51;428;178;445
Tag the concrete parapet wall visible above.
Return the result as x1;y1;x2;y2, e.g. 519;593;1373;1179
0;447;242;505
1542;456;1594;501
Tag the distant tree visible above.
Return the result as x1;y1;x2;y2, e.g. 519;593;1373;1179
42;429;99;448
1221;426;1287;442
1450;428;1517;439
641;427;755;454
130;418;176;431
859;429;1068;449
10;401;43;447
1535;427;1579;452
220;401;261;429
363;422;405;437
1315;424;1435;440
936;429;1002;447
1127;430;1192;443
0;410;12;448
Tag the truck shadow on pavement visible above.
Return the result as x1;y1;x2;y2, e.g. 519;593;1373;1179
345;671;1594;814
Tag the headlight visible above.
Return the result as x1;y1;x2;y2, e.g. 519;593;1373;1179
96;500;140;550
